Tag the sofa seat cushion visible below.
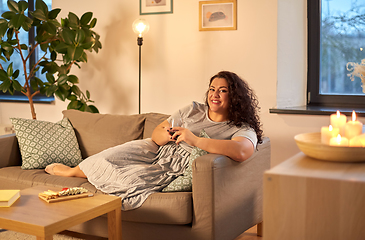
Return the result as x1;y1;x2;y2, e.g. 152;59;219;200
122;192;192;225
0;166;91;190
63;110;145;158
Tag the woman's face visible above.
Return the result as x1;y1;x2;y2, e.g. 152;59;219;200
207;77;230;118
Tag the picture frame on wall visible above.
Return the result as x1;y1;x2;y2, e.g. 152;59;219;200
199;0;237;31
140;0;173;15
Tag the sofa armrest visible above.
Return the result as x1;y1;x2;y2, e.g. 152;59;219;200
191;137;271;240
0;133;21;168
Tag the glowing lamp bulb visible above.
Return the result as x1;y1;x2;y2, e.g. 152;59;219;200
132;19;150;37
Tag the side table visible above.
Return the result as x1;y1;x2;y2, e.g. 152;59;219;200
0;185;122;240
263;152;365;240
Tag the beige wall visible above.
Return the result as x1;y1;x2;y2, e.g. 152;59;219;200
0;0;358;166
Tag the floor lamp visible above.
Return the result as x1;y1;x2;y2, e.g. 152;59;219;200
132;19;150;114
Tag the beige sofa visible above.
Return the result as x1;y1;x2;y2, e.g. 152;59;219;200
0;110;271;240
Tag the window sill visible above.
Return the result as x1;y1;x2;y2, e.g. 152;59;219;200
0;95;54;103
269;105;365;117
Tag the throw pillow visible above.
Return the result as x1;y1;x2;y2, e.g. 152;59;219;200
162;129;210;192
62;110;145;158
10;117;83;170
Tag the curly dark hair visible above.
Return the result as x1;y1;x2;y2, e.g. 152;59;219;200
205;71;263;144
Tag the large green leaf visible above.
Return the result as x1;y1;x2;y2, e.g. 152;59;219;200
68;12;79;27
31;9;47;21
12;69;19;78
71;85;81;96
45;84;57;97
7;0;19;13
12;79;22;92
74;46;83;61
50;51;56;61
45;72;55;83
79;51;87;63
48;9;61;20
54;42;68;54
87;105;99;113
66;45;76;60
6;62;13;76
35;0;48;17
43;21;57;35
0;80;11;92
2;11;16;20
68;75;79;84
8;13;26;29
21;16;32;31
61;28;75;45
30;78;39;91
0;69;9;81
80;12;92;25
18;1;28;13
57;74;68;85
67;99;83;110
0;22;9;38
75;29;85;44
89;18;97;28
20;44;27;50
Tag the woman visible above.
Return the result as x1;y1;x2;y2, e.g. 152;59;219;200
45;71;263;210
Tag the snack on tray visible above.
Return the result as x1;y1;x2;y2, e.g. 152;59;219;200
39;187;88;200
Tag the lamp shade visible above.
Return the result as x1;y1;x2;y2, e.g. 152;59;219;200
132;19;150;37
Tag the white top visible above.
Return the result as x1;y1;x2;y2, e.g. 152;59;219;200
168;101;258;152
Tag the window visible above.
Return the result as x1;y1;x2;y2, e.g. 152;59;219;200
307;0;365;107
0;0;54;103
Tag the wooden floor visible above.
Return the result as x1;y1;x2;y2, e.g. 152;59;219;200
61;225;262;240
235;225;262;240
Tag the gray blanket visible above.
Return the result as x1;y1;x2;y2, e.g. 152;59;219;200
79;138;190;210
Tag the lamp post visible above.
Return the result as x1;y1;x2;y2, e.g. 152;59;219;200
132;19;150;114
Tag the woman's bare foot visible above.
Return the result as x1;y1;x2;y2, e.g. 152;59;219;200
45;163;70;176
45;164;86;178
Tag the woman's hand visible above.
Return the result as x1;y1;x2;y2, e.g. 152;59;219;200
151;120;173;146
171;127;198;146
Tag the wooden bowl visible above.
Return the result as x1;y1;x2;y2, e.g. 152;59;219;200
294;132;365;162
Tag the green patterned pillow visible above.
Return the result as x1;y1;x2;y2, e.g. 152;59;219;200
162;129;210;192
10;117;83;170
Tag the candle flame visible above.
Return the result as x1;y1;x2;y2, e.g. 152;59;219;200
329;125;333;131
352;110;356;122
336;110;340;118
337;134;341;141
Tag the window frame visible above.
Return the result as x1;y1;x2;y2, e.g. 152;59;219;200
307;0;365;108
0;0;54;103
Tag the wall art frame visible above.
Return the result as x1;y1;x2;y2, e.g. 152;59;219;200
199;0;237;31
140;0;173;15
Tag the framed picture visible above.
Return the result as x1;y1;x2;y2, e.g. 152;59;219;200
199;0;237;31
140;0;173;15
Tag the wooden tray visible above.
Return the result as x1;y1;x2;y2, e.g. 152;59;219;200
294;132;365;162
39;192;93;203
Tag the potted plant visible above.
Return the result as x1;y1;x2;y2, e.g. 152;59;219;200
0;0;101;119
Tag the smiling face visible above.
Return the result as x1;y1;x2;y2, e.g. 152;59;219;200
207;77;230;122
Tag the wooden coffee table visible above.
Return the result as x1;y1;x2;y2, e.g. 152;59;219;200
0;185;122;240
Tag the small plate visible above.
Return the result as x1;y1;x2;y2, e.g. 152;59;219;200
294;132;365;162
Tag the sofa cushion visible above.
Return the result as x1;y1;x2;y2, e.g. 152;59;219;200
63;110;145;158
142;113;169;139
162;129;210;192
0;166;91;190
10;117;83;170
122;192;192;224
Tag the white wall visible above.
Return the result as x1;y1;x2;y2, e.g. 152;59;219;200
0;0;358;166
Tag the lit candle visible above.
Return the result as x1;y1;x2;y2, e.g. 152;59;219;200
329;134;349;146
330;110;347;136
345;111;363;140
349;133;365;147
321;125;340;145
